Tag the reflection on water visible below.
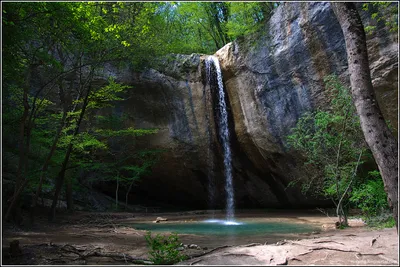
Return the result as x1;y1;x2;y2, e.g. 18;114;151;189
203;219;243;225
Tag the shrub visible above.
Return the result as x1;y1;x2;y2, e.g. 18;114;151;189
363;211;396;228
350;170;389;218
145;231;187;265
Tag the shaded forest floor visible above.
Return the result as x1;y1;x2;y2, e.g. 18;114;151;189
2;209;398;265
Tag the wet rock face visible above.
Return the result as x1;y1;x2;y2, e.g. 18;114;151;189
213;2;397;208
98;2;397;209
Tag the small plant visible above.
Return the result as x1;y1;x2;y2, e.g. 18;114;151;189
363;211;396;229
145;231;187;265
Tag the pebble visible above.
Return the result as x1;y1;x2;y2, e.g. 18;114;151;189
189;244;200;249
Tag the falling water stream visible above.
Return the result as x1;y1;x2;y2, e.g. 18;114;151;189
206;56;235;223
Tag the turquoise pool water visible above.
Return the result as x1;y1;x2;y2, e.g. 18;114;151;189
132;219;318;236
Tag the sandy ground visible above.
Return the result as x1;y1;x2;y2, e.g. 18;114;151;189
2;210;398;265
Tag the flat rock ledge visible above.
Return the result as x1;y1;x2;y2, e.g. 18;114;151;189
179;227;398;265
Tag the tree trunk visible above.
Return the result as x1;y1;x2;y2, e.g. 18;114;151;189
30;79;70;223
331;2;398;231
5;65;32;223
65;177;74;212
30;109;67;222
336;150;363;227
125;178;136;210
49;135;73;222
5;179;29;223
116;174;119;210
334;108;351;226
49;83;92;222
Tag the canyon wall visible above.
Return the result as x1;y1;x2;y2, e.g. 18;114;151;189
96;2;397;209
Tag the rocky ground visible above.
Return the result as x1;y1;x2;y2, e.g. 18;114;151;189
2;210;398;265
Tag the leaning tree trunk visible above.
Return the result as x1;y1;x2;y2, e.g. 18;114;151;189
331;2;398;231
30;77;71;223
49;84;92;222
30;109;67;222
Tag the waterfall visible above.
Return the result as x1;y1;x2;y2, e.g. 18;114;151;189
206;56;235;221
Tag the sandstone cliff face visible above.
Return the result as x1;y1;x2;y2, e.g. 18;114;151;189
100;2;397;209
93;55;214;208
211;2;397;208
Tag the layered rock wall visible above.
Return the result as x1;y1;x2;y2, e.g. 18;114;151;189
96;2;397;209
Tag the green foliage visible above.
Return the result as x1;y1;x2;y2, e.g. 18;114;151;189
145;231;187;265
86;77;131;109
71;132;108;153
286;75;373;225
2;2;278;70
138;2;279;55
2;1;161;205
382;217;396;228
287;75;365;196
350;171;390;217
95;127;158;138
2;1;279;217
226;2;276;39
286;75;393;226
362;2;398;34
362;212;396;229
77;106;161;200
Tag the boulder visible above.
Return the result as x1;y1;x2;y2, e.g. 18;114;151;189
153;217;168;223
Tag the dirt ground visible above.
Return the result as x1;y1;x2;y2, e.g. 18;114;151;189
2;209;398;265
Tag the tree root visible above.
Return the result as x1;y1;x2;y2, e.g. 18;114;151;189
48;243;150;264
189;259;203;265
354;251;384;256
297;246;386;259
223;253;252;257
313;240;345;245
378;255;398;264
289;257;302;262
241;243;263;247
276;257;288;265
77;251;150;264
311;247;358;253
190;245;232;258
